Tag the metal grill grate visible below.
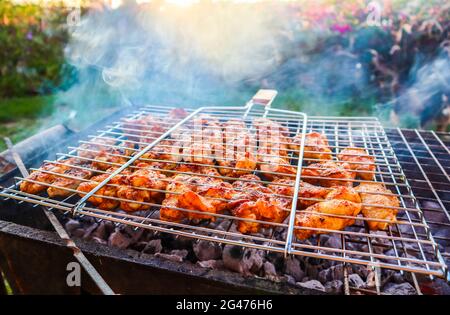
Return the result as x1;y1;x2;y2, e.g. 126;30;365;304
0;91;447;284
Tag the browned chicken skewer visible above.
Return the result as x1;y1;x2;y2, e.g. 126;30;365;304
218;119;257;177
295;186;362;240
338;147;376;180
356;182;399;230
289;132;333;161
301;161;355;187
116;163;167;212
268;179;330;209
77;167;130;210
47;160;94;198
160;167;233;222
230;175;291;234
254;118;296;180
92;149;128;171
77;138;117;159
138;139;182;171
19;159;75;194
179;116;222;166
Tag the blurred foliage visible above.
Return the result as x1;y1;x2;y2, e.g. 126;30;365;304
0;1;70;98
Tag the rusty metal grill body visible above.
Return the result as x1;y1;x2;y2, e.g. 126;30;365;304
1;91;448;290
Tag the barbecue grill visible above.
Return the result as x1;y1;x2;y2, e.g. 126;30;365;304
0;89;449;295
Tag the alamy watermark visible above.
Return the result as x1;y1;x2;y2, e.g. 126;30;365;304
66;262;81;287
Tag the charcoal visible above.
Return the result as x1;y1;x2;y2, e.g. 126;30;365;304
383;282;417;295
352;265;370;280
122;226;144;242
65;219;81;234
197;260;224;269
317;264;344;283
222;245;262;275
365;271;377;288
325;280;343;294
108;230;132;249
284;274;296;285
392;273;405;284
193;240;222;261
284;257;305;282
82;222;98;240
323;235;342;249
348;273;366;288
420;279;450;295
265;252;284;271
71;228;86;238
170;249;189;260
91;221;108;240
143;239;162;254
155;252;183;263
92;236;107;245
296;280;325;292
263;261;277;277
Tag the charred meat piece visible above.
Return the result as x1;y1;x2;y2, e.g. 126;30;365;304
295;187;362;240
138;139;182;170
290;132;333;161
19;160;73;194
301;161;355;187
47;161;94;198
356;183;399;230
77;167;125;210
258;154;296;181
77;138;117;159
338;147;376;180
116;163;167;212
295;199;362;240
218;119;257;177
230;175;290;234
268;179;330;209
160;163;232;222
92;150;127;171
254;118;290;157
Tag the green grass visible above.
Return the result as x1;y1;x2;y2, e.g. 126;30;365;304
0;95;55;151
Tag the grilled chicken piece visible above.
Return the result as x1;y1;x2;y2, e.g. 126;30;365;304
122;114;166;143
290;132;333;161
338;147;376;180
19;160;72;194
254;118;294;180
116;163;167;212
47;162;94;198
268;179;330;209
173;164;220;176
295;199;362;240
218;119;257;177
253;118;291;157
168;108;189;120
138;139;182;170
92;150;127;171
356;183;399;230
77;138;117;159
160;172;232;222
160;174;193;222
230;175;290;234
77;167;126;210
258;153;296;180
180;131;218;165
301;161;355;187
117;140;136;157
295;187;362;240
